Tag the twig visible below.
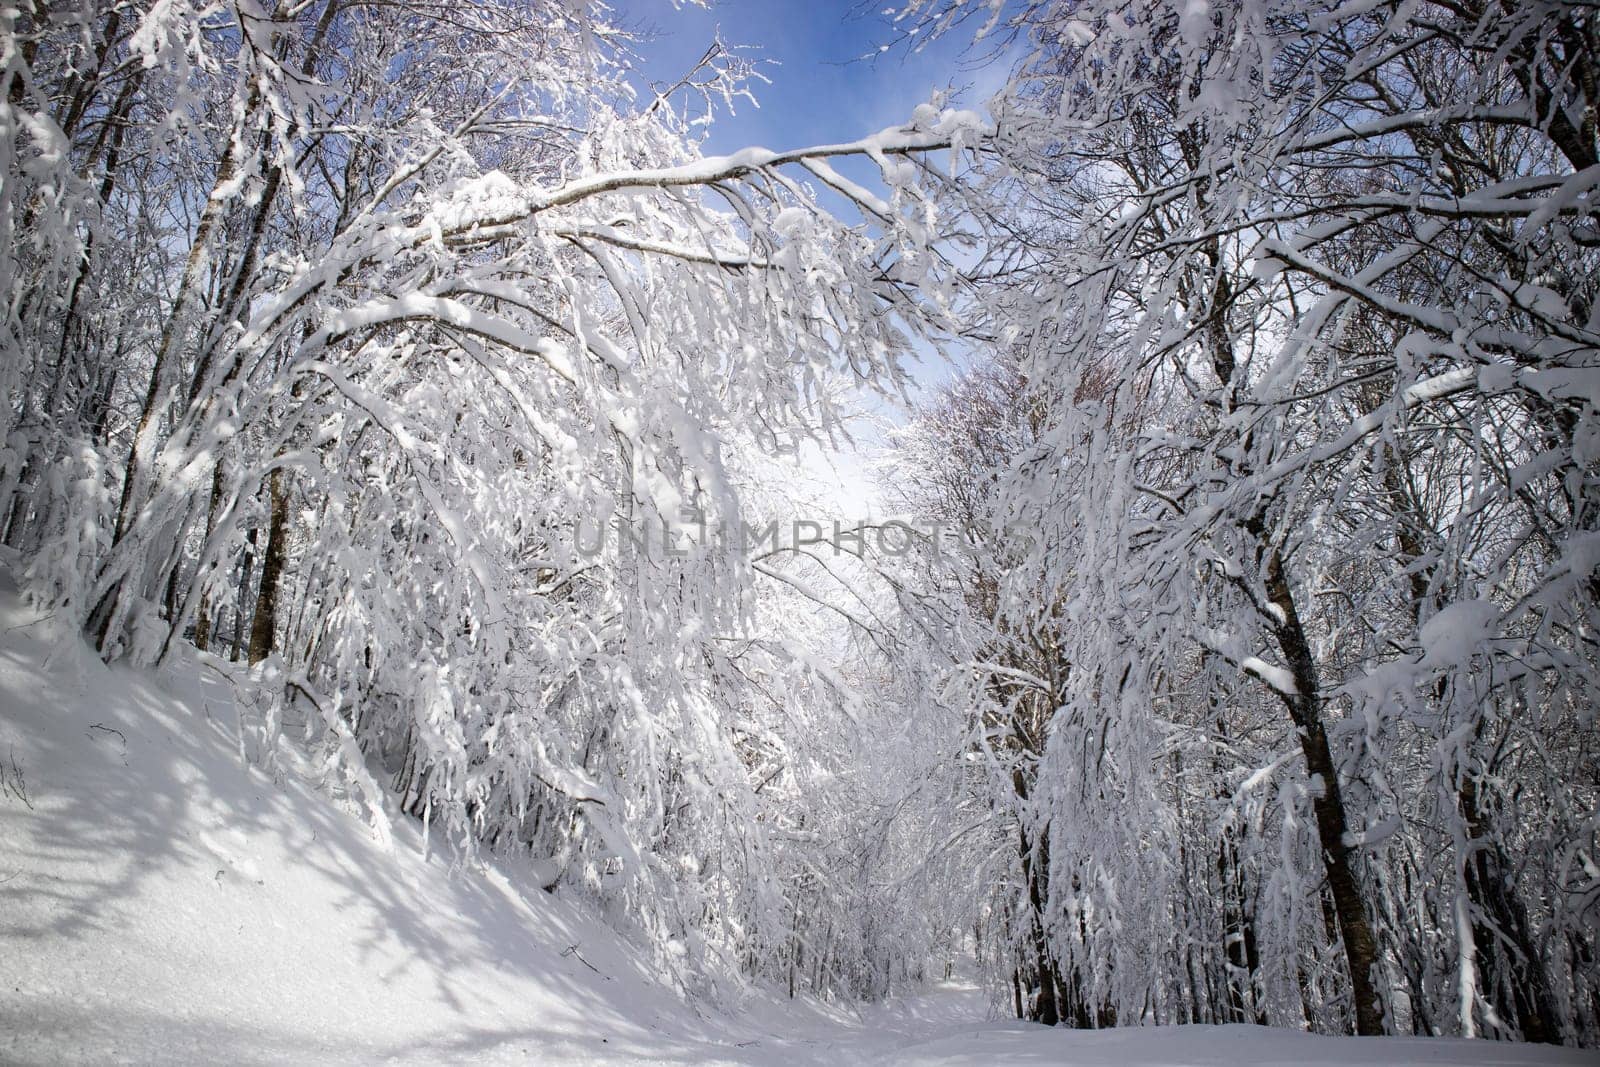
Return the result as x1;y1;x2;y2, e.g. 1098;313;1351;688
561;943;607;978
88;723;127;745
4;611;54;634
1;746;33;810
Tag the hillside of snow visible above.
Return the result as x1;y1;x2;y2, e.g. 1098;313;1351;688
0;579;1593;1066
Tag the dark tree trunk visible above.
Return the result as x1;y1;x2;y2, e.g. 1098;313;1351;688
247;469;289;665
1020;823;1062;1026
1219;830;1266;1025
1458;774;1562;1043
192;464;228;651
1200;201;1384;1033
1261;545;1385;1036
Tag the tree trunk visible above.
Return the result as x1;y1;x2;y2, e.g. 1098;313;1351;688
1020;823;1062;1025
1262;545;1385;1036
1458;773;1561;1043
1201;202;1384;1032
247;469;290;665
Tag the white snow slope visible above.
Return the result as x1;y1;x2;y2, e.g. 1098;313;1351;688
0;581;1593;1066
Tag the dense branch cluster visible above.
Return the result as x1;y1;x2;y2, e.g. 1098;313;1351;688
0;0;982;997
885;0;1600;1043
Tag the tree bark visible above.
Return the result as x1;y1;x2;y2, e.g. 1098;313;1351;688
247;469;290;665
1262;545;1385;1036
1459;772;1561;1043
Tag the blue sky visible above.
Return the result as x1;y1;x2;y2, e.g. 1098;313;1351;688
613;1;1001;157
611;2;1011;513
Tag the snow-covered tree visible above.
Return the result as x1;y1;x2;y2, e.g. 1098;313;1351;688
886;0;1599;1041
1;0;988;993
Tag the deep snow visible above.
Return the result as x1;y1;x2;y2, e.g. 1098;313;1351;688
1;579;1593;1066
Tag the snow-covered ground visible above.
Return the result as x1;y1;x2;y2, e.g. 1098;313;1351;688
0;581;1591;1066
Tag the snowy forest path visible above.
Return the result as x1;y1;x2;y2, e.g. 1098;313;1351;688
0;584;1592;1067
